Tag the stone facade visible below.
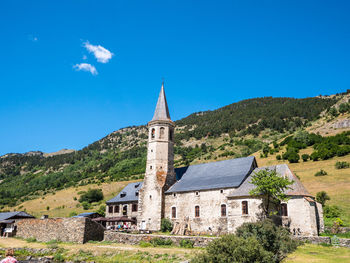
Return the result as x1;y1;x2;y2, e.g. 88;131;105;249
16;217;105;243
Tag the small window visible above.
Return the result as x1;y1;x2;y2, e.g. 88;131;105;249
173;193;176;197
151;128;155;139
114;205;119;213
150;195;152;199
220;189;224;193
108;205;113;213
123;205;128;216
195;191;199;196
160;127;165;139
242;201;248;215
132;203;138;212
120;192;126;198
169;128;173;141
150;165;152;170
195;206;200;218
221;204;226;217
281;203;288;216
172;207;176;218
135;191;139;197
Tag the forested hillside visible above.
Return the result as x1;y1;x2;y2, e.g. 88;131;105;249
1;93;349;208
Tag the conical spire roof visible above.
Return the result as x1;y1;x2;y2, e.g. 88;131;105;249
151;83;171;121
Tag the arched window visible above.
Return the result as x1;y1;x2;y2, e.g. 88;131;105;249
123;205;128;216
132;203;138;212
108;206;113;213
242;201;248;215
195;206;200;218
281;203;288;216
114;205;119;213
221;204;226;217
159;127;165;139
151;128;155;139
172;207;176;218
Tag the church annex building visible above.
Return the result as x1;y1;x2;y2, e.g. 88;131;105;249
106;84;324;236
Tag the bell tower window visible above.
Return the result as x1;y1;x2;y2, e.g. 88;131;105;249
159;127;165;139
169;128;173;141
151;128;155;139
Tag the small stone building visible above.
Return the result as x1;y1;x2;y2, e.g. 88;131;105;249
105;182;142;227
108;83;324;236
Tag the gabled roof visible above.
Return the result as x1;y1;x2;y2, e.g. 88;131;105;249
166;156;257;193
151;83;171;121
74;212;101;218
228;164;312;198
0;211;34;221
106;182;143;204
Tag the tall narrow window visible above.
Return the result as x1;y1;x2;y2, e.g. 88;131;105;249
172;207;176;218
108;205;113;213
242;201;248;215
151;128;155;139
114;205;119;213
221;204;227;217
195;206;200;218
281;203;288;216
169;128;173;141
132;203;138;212
123;205;128;216
159;127;165;139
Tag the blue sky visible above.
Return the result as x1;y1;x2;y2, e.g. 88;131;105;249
1;0;350;155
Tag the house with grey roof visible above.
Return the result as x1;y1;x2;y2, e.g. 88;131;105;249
0;211;34;237
106;83;323;236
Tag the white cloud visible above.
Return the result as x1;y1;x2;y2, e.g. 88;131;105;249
73;63;98;75
82;55;87;60
83;41;113;63
28;35;38;42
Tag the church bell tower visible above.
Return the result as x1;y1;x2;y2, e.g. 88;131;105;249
138;83;176;231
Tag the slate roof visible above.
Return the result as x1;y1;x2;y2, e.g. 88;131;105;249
74;212;101;218
106;182;143;204
166;156;257;193
151;83;171;121
0;211;34;222
228;164;312;198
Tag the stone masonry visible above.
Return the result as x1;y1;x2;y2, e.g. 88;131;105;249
16;217;105;243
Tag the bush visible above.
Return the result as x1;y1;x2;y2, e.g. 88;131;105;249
150;238;173;246
139;241;152;247
69;211;78;217
78;188;104;203
335;161;350;169
287;152;300;163
276;155;281;160
25;237;37;243
82;201;91;210
301;154;309;162
192;235;273;263
161;218;173;232
236;219;298;263
179;239;194;248
314;169;327;176
324;205;341;218
53;253;64;262
316;191;330;206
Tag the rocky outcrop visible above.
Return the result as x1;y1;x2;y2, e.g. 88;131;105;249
333;119;350;129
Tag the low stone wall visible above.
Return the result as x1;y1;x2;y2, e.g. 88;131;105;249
294;236;350;248
104;231;216;247
104;231;350;248
16;217;105;243
325;226;350;234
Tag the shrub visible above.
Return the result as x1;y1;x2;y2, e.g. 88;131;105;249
335;161;350;169
53;253;64;262
301;154;309;162
236;219;298;263
191;235;273;263
150;238;173;247
179;239;194;248
276;155;281;160
69;211;78;217
25;237;37;243
287;152;300;163
78;188;104;203
139;241;152;247
82;201;91;210
314;169;327;176
324;205;341;218
316;191;330;206
161;218;173;232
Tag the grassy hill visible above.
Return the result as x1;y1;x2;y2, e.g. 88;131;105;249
1;91;350;224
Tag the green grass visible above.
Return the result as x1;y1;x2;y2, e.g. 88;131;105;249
284;243;350;263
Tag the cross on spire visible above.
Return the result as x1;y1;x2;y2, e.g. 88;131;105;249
151;82;171;121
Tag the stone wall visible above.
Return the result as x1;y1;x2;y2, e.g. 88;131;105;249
16;217;105;243
294;236;350;248
104;231;215;247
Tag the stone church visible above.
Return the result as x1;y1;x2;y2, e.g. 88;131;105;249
106;84;324;236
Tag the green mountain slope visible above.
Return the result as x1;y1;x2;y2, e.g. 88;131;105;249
0;93;347;208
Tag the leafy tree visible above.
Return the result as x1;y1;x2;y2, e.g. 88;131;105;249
78;189;104;203
324;205;341;218
96;204;106;217
236;219;299;263
301;154;309;162
81;201;91;210
316;191;330;206
249;169;293;217
338;103;350;113
192;235;273;263
329;107;338;117
335;161;350;169
287;152;300;163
